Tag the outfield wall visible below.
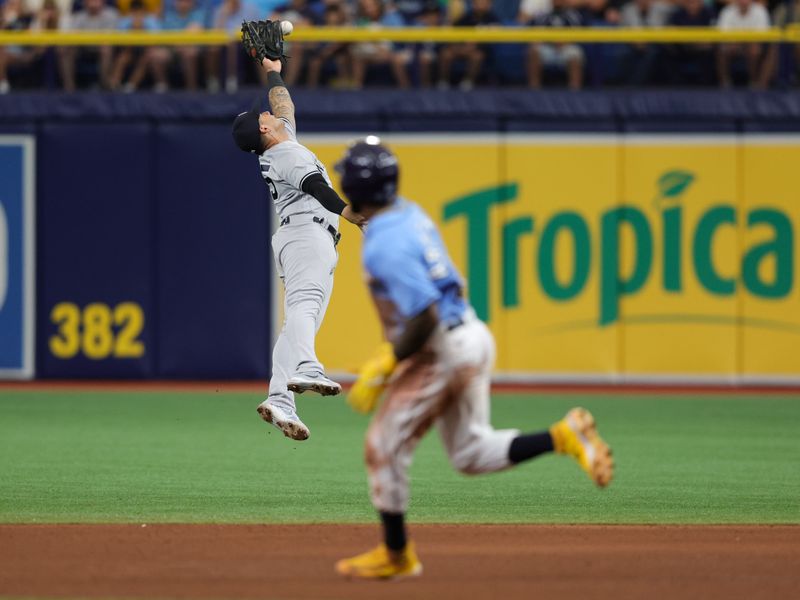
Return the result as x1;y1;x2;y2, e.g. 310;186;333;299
0;123;273;380
0;91;798;382
311;135;800;384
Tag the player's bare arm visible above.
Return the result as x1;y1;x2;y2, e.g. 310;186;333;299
261;58;296;131
393;303;438;361
345;303;437;415
341;205;367;228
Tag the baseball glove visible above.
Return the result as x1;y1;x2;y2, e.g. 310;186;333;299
347;342;397;415
241;20;287;65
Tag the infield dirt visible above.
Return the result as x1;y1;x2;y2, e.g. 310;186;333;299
2;524;798;600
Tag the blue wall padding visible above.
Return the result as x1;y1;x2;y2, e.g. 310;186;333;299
3;89;800;128
505;119;618;132
621;120;739;133
36;123;156;378
155;124;271;379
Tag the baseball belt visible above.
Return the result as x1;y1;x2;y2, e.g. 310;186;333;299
444;307;477;331
280;214;341;246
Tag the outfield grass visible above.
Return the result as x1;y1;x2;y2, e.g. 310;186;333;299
0;390;798;524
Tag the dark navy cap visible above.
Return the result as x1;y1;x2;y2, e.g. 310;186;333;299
232;109;263;154
233;95;269;154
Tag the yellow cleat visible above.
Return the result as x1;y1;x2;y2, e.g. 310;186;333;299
550;407;614;488
336;542;423;580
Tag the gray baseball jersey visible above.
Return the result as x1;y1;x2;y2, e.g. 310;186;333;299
257;120;340;229
258;117;340;418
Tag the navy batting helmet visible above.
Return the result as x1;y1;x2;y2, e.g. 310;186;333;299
335;136;398;212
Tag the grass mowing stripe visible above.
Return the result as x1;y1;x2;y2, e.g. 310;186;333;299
0;391;798;524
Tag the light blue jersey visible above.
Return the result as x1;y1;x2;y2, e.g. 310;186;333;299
363;200;469;332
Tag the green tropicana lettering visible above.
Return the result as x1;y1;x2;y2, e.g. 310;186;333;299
693;205;737;296
442;183;517;322
539;212;591;302
743;209;794;298
441;171;796;326
600;207;653;325
502;217;533;308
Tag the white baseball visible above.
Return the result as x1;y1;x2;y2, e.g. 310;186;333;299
281;21;293;36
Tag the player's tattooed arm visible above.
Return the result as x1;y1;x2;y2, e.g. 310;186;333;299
268;86;296;131
261;57;297;130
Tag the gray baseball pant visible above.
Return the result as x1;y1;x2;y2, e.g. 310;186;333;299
268;220;338;412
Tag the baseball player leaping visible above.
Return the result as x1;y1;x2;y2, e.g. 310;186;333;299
333;138;615;580
232;20;365;441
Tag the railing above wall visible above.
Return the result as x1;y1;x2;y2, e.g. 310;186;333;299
1;26;800;47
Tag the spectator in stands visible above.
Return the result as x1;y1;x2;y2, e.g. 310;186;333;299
447;0;465;18
527;0;585;90
717;0;772;88
24;0;72;51
306;1;352;87
0;0;35;93
666;0;714;84
772;0;800;29
618;0;672;84
416;0;444;87
278;0;317;22
582;0;622;25
248;0;285;17
206;0;258;92
351;0;410;88
303;0;329;22
161;0;205;90
395;0;437;24
115;0;160;16
28;0;64;92
57;0;118;91
274;0;317;86
26;0;72;27
518;0;553;22
670;0;712;29
107;0;163;91
489;0;518;21
438;0;500;90
771;0;800;85
31;0;62;31
620;0;671;24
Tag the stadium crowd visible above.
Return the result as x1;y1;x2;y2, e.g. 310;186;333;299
0;0;797;93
